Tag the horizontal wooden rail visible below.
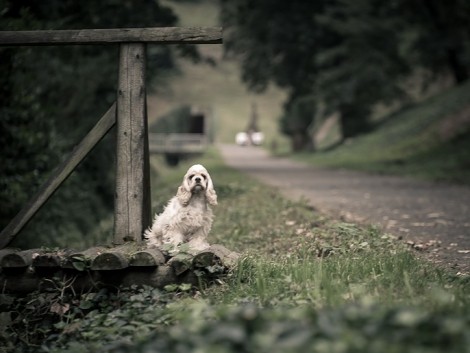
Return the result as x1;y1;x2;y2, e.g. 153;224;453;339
0;27;223;46
149;133;208;154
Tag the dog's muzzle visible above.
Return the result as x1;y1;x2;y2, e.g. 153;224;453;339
192;181;205;192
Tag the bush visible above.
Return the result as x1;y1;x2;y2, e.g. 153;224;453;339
113;302;470;353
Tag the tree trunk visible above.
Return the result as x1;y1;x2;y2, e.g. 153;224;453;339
446;48;468;84
423;0;469;84
338;104;370;140
290;131;314;152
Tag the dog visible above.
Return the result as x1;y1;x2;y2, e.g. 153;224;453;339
144;164;217;251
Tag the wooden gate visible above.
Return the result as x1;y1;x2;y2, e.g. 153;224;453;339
0;27;222;248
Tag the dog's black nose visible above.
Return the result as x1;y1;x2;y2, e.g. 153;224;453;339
195;177;201;183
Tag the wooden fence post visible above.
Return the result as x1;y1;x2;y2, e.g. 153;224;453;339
114;43;151;244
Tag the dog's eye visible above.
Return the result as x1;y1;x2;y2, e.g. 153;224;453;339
189;174;195;180
202;174;207;180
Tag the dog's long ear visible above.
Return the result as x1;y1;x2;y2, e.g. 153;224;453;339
205;173;218;206
177;181;192;206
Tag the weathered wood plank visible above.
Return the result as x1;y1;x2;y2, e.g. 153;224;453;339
62;246;108;270
0;27;223;46
129;249;165;267
0;249;18;263
89;242;142;270
0;244;238;292
1;249;42;268
120;266;202;288
113;43;151;244
193;245;239;268
168;256;192;276
32;253;62;268
91;252;129;270
0;104;116;249
33;249;74;268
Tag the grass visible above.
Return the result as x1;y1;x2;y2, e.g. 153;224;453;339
200;150;468;311
151;149;469;330
3;149;469;352
293;81;470;185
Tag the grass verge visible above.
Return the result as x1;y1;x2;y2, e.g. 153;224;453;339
2;149;469;353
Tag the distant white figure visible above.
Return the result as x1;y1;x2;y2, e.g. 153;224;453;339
251;131;264;146
236;132;249;146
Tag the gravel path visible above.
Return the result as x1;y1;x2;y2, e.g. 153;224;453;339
218;144;470;274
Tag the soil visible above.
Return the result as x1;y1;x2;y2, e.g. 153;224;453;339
218;144;470;275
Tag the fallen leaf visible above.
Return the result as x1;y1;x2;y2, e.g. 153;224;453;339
50;303;70;316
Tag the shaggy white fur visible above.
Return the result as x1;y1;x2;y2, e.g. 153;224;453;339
144;164;217;251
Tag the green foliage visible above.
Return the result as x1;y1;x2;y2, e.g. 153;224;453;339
315;0;410;138
1;284;190;352
393;0;470;83
113;302;470;353
69;254;92;272
221;0;321;95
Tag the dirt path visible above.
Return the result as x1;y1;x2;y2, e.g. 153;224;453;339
218;144;470;274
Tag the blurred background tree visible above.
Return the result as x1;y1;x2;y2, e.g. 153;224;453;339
0;0;197;249
314;0;410;139
279;95;316;151
395;0;469;84
221;0;470;147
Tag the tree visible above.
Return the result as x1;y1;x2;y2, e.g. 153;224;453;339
221;0;469;147
221;0;408;143
221;0;325;96
394;0;470;84
315;0;410;139
221;0;325;148
279;96;316;151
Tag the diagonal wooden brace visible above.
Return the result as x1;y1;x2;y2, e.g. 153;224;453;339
0;104;117;249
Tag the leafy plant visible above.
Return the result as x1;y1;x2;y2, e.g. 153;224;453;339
112;302;470;353
69;255;92;272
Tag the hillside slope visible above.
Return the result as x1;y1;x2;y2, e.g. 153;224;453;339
296;81;470;185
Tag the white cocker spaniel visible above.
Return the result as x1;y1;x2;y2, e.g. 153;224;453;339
144;164;217;251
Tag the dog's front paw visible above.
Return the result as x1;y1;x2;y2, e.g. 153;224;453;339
187;238;210;252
